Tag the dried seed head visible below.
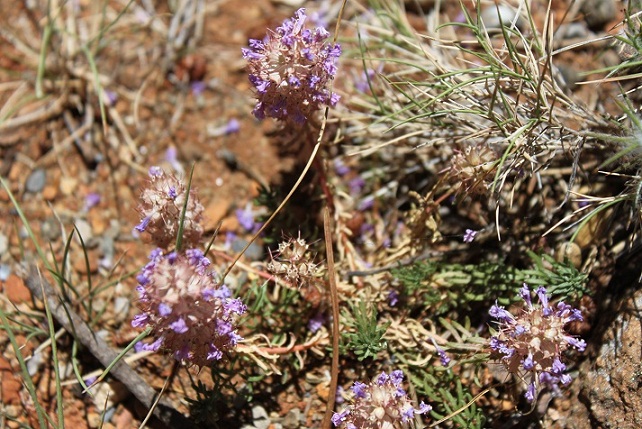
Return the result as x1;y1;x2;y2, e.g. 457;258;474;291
267;235;321;289
449;144;497;196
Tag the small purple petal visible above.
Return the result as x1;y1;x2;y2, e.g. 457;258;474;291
170;318;188;334
351;381;367;399
463;228;477;243
131;313;149;328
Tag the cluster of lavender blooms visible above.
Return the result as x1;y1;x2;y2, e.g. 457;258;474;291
133;249;246;367
134;166;204;249
489;284;586;402
242;8;341;126
332;370;431;429
132;167;245;367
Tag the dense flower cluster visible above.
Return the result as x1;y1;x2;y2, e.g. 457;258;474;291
135;166;204;249
242;8;341;125
332;370;431;428
132;249;246;367
489;284;586;402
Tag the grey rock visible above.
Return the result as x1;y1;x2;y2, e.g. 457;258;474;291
41;217;60;242
556;64;580;91
232;238;263;261
557;288;642;428
557;22;589;39
25;168;46;193
581;0;616;31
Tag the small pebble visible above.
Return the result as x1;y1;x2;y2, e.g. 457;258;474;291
0;264;11;281
282;408;300;429
74;219;94;245
0;233;8;256
25;168;46;193
113;296;130;322
252;405;270;429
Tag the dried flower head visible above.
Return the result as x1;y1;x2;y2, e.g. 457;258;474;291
132;248;246;367
267;235;321;289
332;370;431;429
242;8;341;125
449;143;497;195
135;166;204;249
489;284;586;402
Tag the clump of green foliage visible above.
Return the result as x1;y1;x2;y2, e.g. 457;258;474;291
341;300;390;361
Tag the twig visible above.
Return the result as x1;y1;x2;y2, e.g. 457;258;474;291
0;93;68;134
24;269;195;429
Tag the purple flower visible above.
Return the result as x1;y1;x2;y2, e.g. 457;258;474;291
390;370;404;386
165;147;183;174
333;370;430;428
170;318;188;334
308;312;326;333
190;80;207;97
489;284;585;402
333;159;350;176
158;303;172;317
520;283;532;306
387;289;399;307
84;193;101;210
463;228;477;243
525;382;536;402
489;303;514;322
523;353;534;370
351;382;367;399
236;203;256;232
131;313;149;328
331;409;350;426
243;8;341;126
131;252;245;367
135;216;151;233
209;118;241;137
376;372;389;386
417;402;432;414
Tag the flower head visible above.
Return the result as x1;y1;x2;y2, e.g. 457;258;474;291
333;370;431;428
489;284;585;402
242;8;341;126
267;235;321;289
132;249;245;367
135;167;204;249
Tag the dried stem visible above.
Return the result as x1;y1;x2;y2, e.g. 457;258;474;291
321;206;340;429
